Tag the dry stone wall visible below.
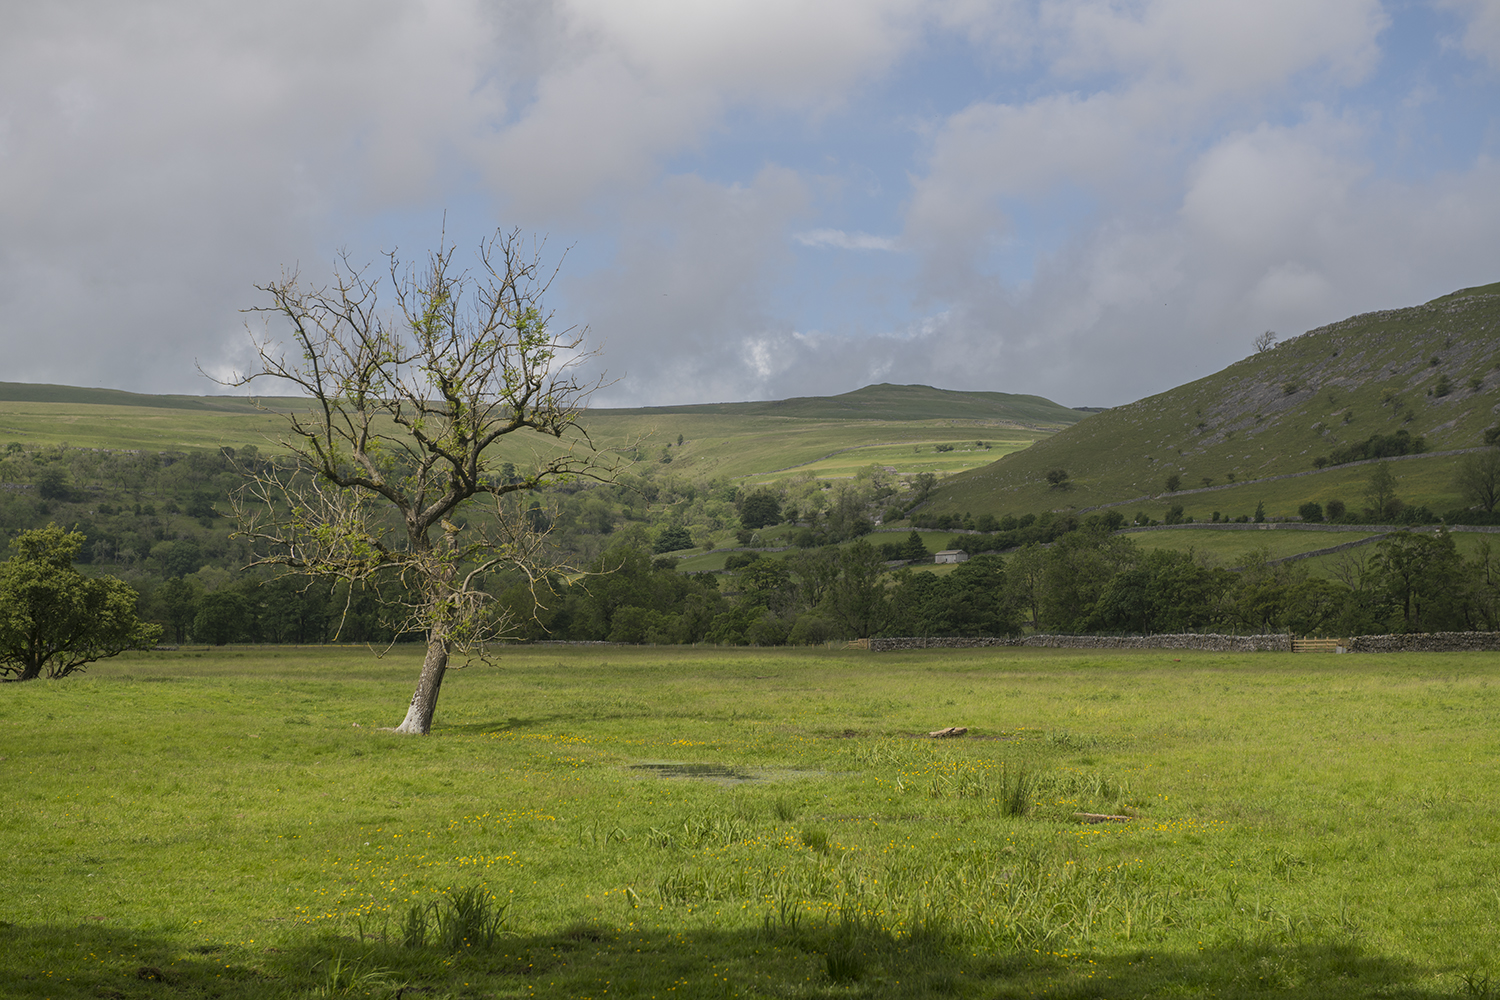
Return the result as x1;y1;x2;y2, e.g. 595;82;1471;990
1344;632;1500;652
870;632;1500;653
869;634;1291;652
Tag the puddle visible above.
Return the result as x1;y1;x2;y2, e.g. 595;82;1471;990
628;762;822;785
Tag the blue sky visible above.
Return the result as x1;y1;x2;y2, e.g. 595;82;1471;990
3;1;1499;408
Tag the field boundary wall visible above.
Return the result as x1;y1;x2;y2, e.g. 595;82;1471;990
868;633;1291;652
1344;632;1500;652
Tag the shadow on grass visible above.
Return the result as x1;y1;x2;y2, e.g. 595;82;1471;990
441;717;546;735
0;917;1468;999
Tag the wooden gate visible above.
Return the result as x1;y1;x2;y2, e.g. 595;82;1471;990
1292;637;1345;652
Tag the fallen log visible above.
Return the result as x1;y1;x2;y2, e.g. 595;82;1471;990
1075;812;1133;823
928;726;968;738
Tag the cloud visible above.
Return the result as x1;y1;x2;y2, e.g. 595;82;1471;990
0;0;513;392
1;0;1497;418
1439;0;1500;70
793;229;899;251
574;166;813;406
482;0;925;217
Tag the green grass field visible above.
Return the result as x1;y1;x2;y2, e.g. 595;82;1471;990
1118;525;1500;575
4;645;1497;998
0;389;1056;487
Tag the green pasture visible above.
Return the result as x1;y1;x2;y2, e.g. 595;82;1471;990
0;394;1050;488
1119;528;1385;567
741;438;1039;484
933;450;1475;524
672;530;955;574
0;401;296;454
4;645;1498;998
1118;525;1500;575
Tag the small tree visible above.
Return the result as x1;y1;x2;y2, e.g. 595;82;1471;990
0;525;162;680
654;525;694;553
737;488;782;530
229;229;608;734
1456;447;1500;512
901;530;928;562
1254;330;1277;353
1364;462;1400;521
1045;469;1071;490
1164;473;1182;493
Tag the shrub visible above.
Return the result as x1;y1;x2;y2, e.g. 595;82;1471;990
654;525;694;553
1298;501;1324;523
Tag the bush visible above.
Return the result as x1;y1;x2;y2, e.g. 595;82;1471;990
654;525;694;553
1327;429;1425;466
788;615;836;645
1298;501;1324;523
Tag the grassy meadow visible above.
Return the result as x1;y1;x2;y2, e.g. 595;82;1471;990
3;645;1498;998
0;387;1056;487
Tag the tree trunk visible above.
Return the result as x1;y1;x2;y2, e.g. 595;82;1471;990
394;622;449;734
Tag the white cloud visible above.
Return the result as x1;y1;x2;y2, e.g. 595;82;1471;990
1439;0;1500;70
484;0;926;216
1049;0;1387;94
793;229;899;251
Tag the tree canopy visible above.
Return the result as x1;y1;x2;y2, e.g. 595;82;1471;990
0;525;162;680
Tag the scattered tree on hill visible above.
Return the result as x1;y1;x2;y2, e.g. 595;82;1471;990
1298;501;1324;523
34;466;71;501
0;525;161;680
1456;447;1500;513
1320;429;1426;468
228;229;608;734
1164;473;1182;493
1372;529;1466;632
1045;468;1071;490
736;488;782;530
908;471;939;505
654;525;694;553
1364;462;1400;522
901;530;928;562
1253;330;1277;353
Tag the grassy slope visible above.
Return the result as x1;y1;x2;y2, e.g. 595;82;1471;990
2;645;1497;999
602;381;1086;425
926;281;1500;518
0;383;1070;483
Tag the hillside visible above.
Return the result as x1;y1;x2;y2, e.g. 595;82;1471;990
601;382;1085;425
0;382;1073;482
924;281;1500;520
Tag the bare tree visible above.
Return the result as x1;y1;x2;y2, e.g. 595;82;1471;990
1253;330;1277;353
228;229;609;734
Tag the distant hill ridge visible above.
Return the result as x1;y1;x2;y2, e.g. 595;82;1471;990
0;382;298;413
925;280;1500;517
0;380;1082;426
601;382;1084;425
